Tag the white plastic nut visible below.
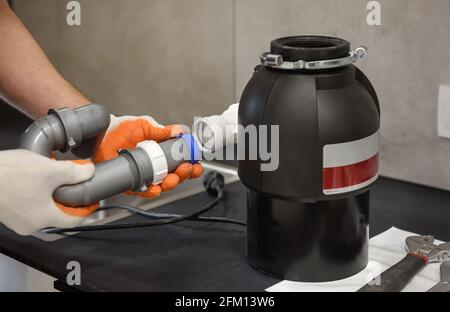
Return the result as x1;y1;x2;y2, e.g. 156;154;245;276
137;140;168;185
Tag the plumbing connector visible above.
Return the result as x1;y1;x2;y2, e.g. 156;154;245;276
192;103;239;153
19;103;110;158
19;103;207;207
53;135;201;206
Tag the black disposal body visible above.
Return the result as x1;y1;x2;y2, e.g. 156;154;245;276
238;36;380;282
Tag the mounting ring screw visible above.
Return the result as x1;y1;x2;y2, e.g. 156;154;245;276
355;46;367;59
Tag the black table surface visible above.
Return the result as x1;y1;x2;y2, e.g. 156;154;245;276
0;177;450;292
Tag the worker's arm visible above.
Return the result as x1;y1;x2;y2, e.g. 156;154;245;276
0;0;89;119
0;2;203;236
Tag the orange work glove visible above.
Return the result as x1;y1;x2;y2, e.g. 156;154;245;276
93;115;203;199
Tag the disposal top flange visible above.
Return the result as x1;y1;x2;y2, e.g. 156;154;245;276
261;35;366;71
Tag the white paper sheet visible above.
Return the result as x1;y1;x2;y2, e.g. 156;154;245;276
266;227;443;292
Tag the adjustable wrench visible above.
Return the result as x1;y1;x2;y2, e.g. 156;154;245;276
427;262;450;292
358;235;450;292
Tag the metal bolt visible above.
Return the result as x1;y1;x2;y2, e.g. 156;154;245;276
355;47;367;59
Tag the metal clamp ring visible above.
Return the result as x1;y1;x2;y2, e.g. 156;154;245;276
260;46;367;70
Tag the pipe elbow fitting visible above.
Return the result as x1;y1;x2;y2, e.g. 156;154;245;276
192;103;239;153
19;114;66;157
54;183;91;207
19;103;111;158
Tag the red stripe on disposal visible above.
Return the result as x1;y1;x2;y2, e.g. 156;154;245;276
323;154;379;190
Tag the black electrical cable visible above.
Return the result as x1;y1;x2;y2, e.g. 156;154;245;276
96;205;246;226
42;172;246;234
43;188;224;234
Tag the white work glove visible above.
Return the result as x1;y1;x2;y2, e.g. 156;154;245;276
0;149;95;236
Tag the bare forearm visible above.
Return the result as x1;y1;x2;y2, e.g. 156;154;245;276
0;1;89;119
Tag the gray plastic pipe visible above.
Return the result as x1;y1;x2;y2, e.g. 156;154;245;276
53;137;192;206
19;103;111;158
19;104;199;207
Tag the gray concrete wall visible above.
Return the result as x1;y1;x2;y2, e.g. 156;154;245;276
13;0;450;190
13;0;235;125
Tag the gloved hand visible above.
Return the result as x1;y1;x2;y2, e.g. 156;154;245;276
0;149;96;236
93;115;203;198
